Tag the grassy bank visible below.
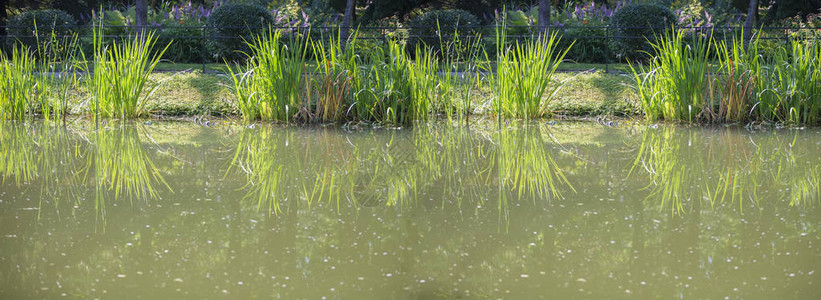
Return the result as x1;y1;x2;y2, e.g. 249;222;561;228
46;69;638;120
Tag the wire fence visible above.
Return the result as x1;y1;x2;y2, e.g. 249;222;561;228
2;24;819;73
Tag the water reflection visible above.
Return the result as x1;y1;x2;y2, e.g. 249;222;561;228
0;121;818;299
0;122;171;227
230;123;576;219
632;126;820;213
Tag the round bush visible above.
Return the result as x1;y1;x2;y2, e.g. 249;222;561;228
610;3;675;61
7;9;76;51
407;9;481;56
207;3;274;62
158;22;207;63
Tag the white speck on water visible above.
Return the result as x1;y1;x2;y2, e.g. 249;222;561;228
577;278;587;283
520;274;529;278
117;274;126;278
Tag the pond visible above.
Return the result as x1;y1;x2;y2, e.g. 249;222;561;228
0;120;818;299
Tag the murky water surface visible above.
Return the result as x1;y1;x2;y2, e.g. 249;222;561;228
0;120;819;299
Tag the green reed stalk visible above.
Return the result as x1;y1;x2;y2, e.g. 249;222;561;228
756;40;821;124
78;22;169;119
351;40;411;124
436;22;484;124
0;22;80;120
0;47;42;120
629;29;713;122
710;34;761;123
228;29;310;122
310;30;359;122
36;26;81;120
489;25;572;119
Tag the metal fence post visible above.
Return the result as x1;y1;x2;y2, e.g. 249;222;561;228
201;25;206;73
604;25;610;74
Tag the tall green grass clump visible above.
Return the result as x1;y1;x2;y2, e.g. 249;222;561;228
489;26;572;119
78;24;169;119
436;23;485;123
228;29;310;122
0;46;43;120
310;31;360;122
708;34;762;123
756;40;821;124
349;40;439;125
629;29;713;122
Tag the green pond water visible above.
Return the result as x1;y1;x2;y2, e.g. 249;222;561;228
0;120;819;299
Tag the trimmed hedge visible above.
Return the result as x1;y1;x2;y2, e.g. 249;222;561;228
610;3;675;61
207;3;274;62
7;9;76;51
407;9;481;55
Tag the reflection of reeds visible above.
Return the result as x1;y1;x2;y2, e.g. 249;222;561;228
632;126;819;213
229;127;298;214
494;125;575;201
0;123;86;208
87;124;171;226
229;123;575;216
1;122;173;225
0;122;41;185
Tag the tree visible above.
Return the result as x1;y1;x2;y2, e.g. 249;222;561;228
743;0;758;48
538;0;550;36
340;0;355;45
135;0;146;34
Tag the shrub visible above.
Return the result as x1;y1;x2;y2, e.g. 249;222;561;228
561;19;609;63
7;9;77;54
158;21;207;63
407;9;481;55
207;3;274;62
610;3;675;61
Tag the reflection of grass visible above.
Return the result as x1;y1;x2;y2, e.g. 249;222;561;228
0;122;40;185
1;122;171;224
229;127;296;214
230;123;575;216
632;126;819;214
0;123;86;208
87;124;171;226
494;125;575;201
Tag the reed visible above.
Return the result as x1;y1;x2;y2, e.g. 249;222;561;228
0;47;43;120
78;23;169;119
228;29;310;122
629;29;713;122
436;24;485;123
0;23;81;120
349;40;436;125
489;24;572;119
756;40;821;124
708;34;761;123
37;27;81;120
310;31;359;122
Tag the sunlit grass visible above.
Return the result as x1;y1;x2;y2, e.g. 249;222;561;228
228;29;310;122
0;47;45;120
78;23;169;119
629;29;713;122
756;40;821;124
489;26;573;120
